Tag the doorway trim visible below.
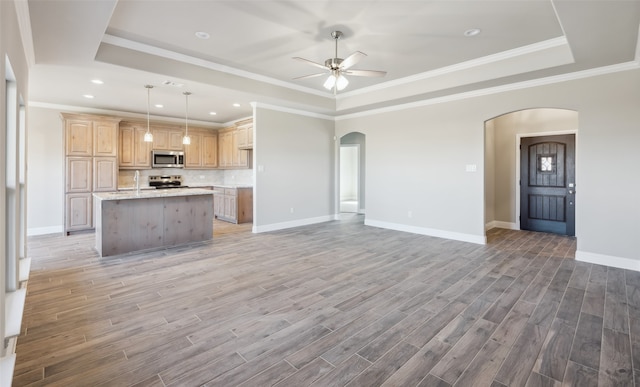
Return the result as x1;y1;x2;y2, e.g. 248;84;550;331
515;129;577;231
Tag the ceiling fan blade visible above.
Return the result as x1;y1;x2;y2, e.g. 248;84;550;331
293;73;326;80
340;51;367;70
292;57;327;71
343;69;387;77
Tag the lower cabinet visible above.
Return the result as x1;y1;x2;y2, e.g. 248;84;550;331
65;193;92;232
213;187;253;224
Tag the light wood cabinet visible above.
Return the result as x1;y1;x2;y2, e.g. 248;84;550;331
65;119;93;156
65;193;93;232
62;113;121;234
233;130;250;168
236;120;253;149
93;121;118;156
213;186;253;224
152;127;184;151
119;124;151;169
93;157;118;192
217;126;250;169
66;157;92;193
218;129;233;168
202;132;218;168
185;130;218;169
184;132;202;168
65;118;118;157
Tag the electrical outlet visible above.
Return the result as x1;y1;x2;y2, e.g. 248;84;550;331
408;211;413;218
290;207;294;213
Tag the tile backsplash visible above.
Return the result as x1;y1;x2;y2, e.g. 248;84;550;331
118;168;253;188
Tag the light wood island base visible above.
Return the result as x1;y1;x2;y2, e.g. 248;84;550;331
94;188;214;257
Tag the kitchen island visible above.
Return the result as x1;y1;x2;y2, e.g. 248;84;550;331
93;188;214;257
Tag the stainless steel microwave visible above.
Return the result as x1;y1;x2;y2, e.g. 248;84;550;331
152;150;185;168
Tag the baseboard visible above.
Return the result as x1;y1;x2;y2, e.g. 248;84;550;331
365;219;486;245
485;221;518;231
576;250;640;272
253;215;333;233
27;225;64;236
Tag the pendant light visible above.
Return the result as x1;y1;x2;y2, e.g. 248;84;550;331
182;91;191;145
143;85;154;142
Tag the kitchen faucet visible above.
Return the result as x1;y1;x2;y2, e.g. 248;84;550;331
134;170;140;194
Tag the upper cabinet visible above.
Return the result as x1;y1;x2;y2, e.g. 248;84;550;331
93;121;118;156
64;117;118;157
65;119;93;156
119;122;151;169
236;119;253;150
202;131;218;168
152;127;184;151
218;123;250;169
184;129;218;169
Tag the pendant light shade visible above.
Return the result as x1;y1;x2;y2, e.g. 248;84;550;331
143;85;154;142
182;91;191;145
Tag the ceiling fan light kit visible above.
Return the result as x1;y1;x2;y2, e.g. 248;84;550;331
293;30;386;93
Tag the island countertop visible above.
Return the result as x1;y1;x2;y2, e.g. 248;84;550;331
93;188;214;201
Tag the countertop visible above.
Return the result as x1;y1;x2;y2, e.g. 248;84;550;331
94;188;215;201
209;184;253;189
117;184;253;190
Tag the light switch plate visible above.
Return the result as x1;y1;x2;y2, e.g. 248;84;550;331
465;164;477;172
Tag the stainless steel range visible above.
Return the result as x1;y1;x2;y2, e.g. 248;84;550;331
148;175;187;189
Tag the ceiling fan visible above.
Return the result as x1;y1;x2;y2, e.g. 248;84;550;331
293;30;387;93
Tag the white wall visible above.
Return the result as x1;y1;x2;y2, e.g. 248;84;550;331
26;106;64;235
337;99;486;244
337;68;640;268
253;106;335;232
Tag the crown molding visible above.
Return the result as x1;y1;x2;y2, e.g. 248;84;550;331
335;61;639;121
28;101;222;127
101;34;330;98
338;36;571;99
251;102;335;121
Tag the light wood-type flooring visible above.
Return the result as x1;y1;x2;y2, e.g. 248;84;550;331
13;215;640;386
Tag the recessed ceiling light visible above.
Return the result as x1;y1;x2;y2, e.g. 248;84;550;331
233;103;240;107
155;104;164;108
83;94;94;99
91;79;104;84
161;80;184;87
464;28;481;37
209;112;217;115
195;31;210;39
